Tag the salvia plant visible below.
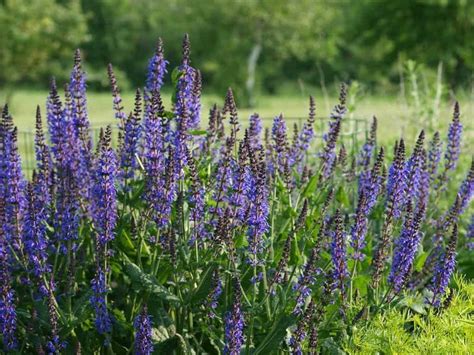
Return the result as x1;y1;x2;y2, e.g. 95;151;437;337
0;35;472;354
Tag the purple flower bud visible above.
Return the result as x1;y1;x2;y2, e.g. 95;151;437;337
443;102;462;173
321;84;347;179
271;114;288;177
291;96;316;170
107;63;127;130
427;131;442;183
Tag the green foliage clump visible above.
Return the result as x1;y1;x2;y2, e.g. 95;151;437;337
346;275;474;354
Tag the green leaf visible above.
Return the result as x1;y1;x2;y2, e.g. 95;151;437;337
336;186;350;207
189;129;207;136
189;263;218;305
321;337;347;355
302;174;319;197
253;314;296;355
124;261;180;303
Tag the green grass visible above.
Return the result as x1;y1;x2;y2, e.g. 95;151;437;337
4;89;473;140
2;89;473;173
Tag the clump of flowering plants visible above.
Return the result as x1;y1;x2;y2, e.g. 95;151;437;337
0;35;473;353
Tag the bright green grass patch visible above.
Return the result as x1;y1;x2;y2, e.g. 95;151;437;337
345;274;474;354
4;90;473;144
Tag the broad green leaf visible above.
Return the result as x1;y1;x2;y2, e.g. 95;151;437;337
253;314;296;355
189;263;218;305
124;261;180;303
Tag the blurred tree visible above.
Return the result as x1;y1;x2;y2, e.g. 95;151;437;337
80;0;341;106
0;0;89;93
344;0;474;88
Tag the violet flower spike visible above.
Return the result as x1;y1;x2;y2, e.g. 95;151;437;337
443;102;462;173
120;90;142;184
427;131;442;183
90;265;112;334
386;139;407;219
223;279;245;355
92;126;118;245
388;203;425;294
429;224;458;307
331;210;349;298
134;305;153;355
206;270;223;318
0;199;17;351
321;84;347;179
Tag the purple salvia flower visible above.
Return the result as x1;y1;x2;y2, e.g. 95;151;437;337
134;305;153;355
403;131;425;207
442;160;474;231
229;136;252;228
321;84;347;179
69;51;93;204
120;90;142;184
427;131;442;183
248;113;263;150
293;246;320;315
23;179;50;292
223;279;245;355
223;88;240;147
271;114;288;177
206;270;223;318
54;168;80;251
443;102;462;174
107;63;127;130
1;119;26;252
467;215;474;250
359;147;385;211
289;301;314;355
186;147;206;243
46;79;66;163
246;147;269;266
0;199;17;351
350;192;369;261
34;106;52;202
358;116;377;186
46;284;65;353
331;210;349;298
92;127;118;245
429;224;458;307
146;38;168;93
416;148;430;212
144;91;176;229
388;203;425;294
90;265;112;334
386;139;407;219
456;159;474;213
291;96;316;170
189;69;202;129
